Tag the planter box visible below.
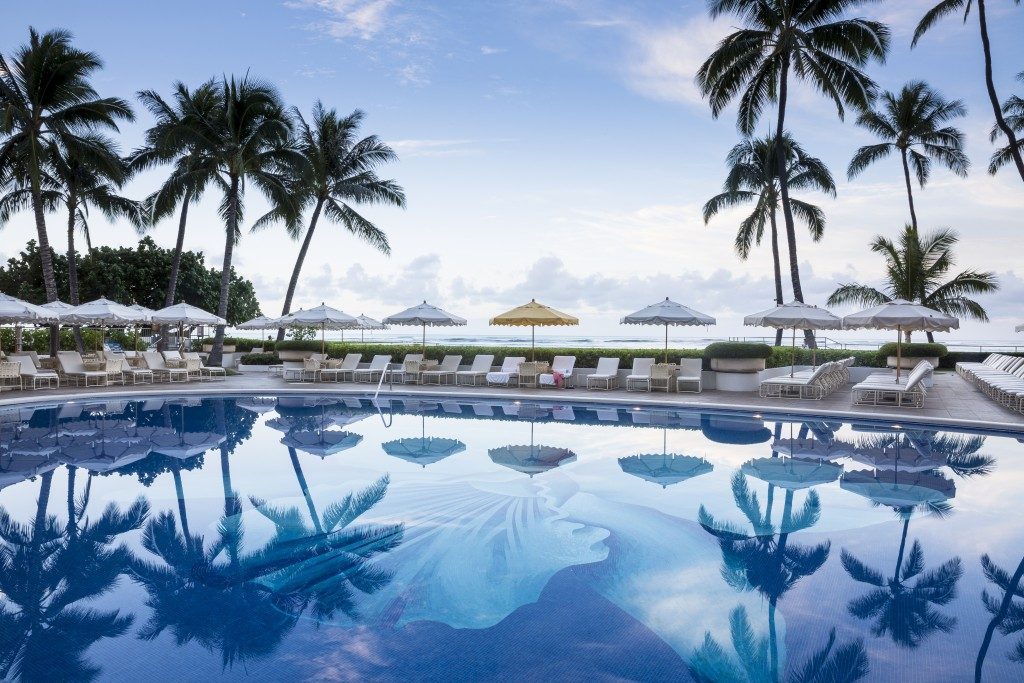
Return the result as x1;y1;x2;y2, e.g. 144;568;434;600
202;344;236;353
710;358;766;373
237;364;272;374
887;356;939;370
279;350;314;361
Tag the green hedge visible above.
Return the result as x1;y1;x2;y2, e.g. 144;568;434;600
239;352;280;365
199;337;275;352
704;342;773;360
877;342;948;358
0;328;143;353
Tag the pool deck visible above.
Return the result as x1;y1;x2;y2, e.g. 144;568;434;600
3;371;1023;434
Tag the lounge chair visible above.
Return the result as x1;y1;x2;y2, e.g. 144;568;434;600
107;352;153;385
420;355;463;385
57;351;108;387
676;358;703;393
760;362;837;400
0;360;23;391
161;350;187;368
9;355;59;390
486;357;526;387
517;361;547;388
282;361;307;382
625;358;656;392
184;352;226;381
143;352;189;383
353;355;392;383
386;354;425;384
587;357;621;390
455;355;495;386
852;361;932;408
320;353;361;382
539;356;576;388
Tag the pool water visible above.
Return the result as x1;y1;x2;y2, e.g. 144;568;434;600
1;394;1023;682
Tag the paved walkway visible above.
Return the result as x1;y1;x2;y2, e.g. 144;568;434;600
2;371;1022;433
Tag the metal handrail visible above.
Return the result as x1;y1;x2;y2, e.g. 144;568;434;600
372;362;394;402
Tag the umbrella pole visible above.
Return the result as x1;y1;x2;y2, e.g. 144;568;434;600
532;325;535;361
422;323;426;355
321;323;326;356
896;325;902;382
790;326;796;377
664;324;668;363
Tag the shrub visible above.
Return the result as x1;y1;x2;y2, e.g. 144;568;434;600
239;352;280;365
199;337;274;352
877;342;947;358
703;342;773;360
766;347;882;369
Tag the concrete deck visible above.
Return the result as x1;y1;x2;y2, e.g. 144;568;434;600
2;371;1022;434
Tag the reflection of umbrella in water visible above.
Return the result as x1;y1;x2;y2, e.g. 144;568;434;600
840;469;955;508
701;414;772;445
771;438;856;460
382;414;465;467
0;452;60;490
488;422;576;477
236;397;279;414
61;441;152;473
617;428;712;488
849;444;946;473
151;431;226;459
741;456;843;490
281;430;363;458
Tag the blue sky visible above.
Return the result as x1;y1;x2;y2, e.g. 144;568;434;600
3;1;1023;339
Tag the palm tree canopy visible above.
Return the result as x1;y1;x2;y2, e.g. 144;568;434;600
911;0;1023;47
827;224;999;322
848;81;969;184
262;102;405;253
697;0;890;134
704;133;835;258
989;73;1024;175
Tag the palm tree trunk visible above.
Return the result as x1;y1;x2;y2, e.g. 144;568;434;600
288;446;323;533
209;178;238;367
894;517;910;582
978;0;1024;183
900;149;919;230
66;466;78;542
66;197;85;353
172;466;194;546
29;167;60;356
277;198;325;342
158;192;192;352
768;598;779;683
774;58;815;348
976;554;1024;682
770;207;784;346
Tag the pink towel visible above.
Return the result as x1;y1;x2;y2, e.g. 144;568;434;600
553;371;564;388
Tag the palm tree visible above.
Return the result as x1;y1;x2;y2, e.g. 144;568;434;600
913;0;1024;183
704;133;835;345
0;28;133;353
848;81;969;231
989;72;1024;176
827;225;999;342
976;553;1024;682
131;81;222;310
699;471;831;680
153;75;300;366
271;104;405;341
48;135;147;351
0;471;149;680
688;606;869;682
841;517;963;648
697;0;889;342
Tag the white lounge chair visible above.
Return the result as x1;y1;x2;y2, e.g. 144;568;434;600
321;353;361;382
676;358;703;393
455;355;495;386
353;355;392;383
386;354;425;384
281;361;307;382
587;357;620;390
625;358;656;392
760;362;835;400
0;360;24;391
420;355;463;385
107;352;153;385
57;351;108;387
486;357;526;387
143;352;189;383
852;361;932;408
539;356;576;388
184;352;226;381
9;355;59;390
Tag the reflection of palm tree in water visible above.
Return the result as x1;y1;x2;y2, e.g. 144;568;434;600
697;465;853;682
0;469;149;680
975;553;1024;682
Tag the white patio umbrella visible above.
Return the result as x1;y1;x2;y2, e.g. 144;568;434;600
384;301;467;353
278;303;359;354
1016;323;1024;333
61;297;148;351
355;314;387;342
621;297;716;362
745;301;843;376
151;302;227;351
40;300;75;314
842;299;958;381
0;294;59;355
126;303;156;352
237;315;280;330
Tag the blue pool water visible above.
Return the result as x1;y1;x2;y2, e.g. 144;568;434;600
1;393;1023;681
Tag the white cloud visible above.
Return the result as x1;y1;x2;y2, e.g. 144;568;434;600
480;45;505;55
287;0;396;40
386;139;482;158
397;62;431;87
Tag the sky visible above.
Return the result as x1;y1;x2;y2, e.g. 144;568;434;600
2;0;1023;342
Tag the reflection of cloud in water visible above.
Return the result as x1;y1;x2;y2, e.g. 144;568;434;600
361;477;609;629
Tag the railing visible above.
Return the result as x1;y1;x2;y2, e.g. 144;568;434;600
727;335;848;349
372;362;394;403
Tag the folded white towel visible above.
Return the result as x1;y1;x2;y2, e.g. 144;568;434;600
486;371;513;384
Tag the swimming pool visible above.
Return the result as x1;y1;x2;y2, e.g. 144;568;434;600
1;393;1022;681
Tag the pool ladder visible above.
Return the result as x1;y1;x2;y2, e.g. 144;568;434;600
372;363;395;427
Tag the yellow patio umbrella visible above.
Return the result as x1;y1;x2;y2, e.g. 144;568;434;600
489;299;579;360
